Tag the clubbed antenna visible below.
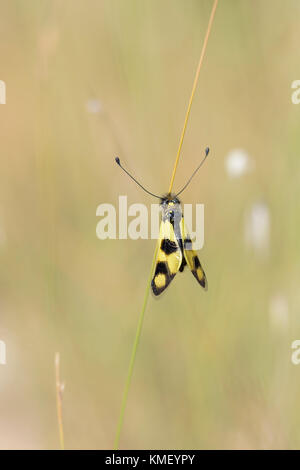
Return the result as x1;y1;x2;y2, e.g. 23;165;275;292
115;157;161;199
175;147;210;197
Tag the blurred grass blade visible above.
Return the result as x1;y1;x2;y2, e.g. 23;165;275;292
168;0;218;194
113;245;158;450
113;0;218;450
55;352;65;450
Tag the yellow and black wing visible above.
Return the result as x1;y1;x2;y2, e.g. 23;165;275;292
180;217;207;290
151;220;182;296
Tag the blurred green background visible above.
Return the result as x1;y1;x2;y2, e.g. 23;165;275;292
0;0;300;450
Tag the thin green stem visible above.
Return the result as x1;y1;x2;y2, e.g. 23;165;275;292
113;244;158;450
168;0;218;194
113;0;218;449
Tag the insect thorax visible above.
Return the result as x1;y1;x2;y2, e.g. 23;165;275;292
160;195;182;224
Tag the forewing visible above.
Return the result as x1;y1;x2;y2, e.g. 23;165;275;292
151;220;182;296
180;218;207;290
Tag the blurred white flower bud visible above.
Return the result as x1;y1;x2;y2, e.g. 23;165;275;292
269;293;289;332
244;202;270;257
225;149;253;178
86;99;103;114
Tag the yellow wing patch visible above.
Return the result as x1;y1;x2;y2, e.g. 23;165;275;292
151;220;182;296
180;218;207;290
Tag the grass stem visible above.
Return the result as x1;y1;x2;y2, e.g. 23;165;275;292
113;245;158;450
113;0;218;449
168;0;218;194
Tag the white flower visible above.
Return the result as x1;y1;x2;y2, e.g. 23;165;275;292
86;99;102;114
244;202;270;257
269;293;289;331
225;149;253;178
